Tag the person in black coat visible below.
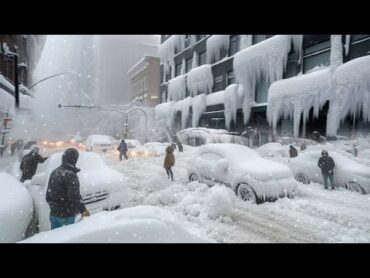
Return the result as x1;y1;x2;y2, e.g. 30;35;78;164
289;145;298;158
46;148;90;230
117;139;128;160
20;146;48;182
317;150;336;190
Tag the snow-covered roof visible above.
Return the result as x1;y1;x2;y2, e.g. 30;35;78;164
127;55;159;78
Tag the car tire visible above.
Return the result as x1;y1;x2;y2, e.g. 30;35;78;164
189;173;200;182
236;183;258;203
346;181;366;194
295;173;310;184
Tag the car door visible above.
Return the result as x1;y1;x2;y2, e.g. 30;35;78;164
198;152;227;186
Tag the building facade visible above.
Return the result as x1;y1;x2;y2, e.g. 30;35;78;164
157;34;370;142
128;55;160;107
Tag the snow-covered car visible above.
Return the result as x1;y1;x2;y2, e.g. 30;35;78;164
256;142;289;158
0;172;33;243
26;151;129;231
85;135;117;152
176;128;249;147
124;139;153;158
20;206;213;243
326;136;357;156
187;144;297;204
143;142;168;156
289;150;370;194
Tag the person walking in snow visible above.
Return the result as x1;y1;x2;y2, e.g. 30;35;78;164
20;146;48;182
289;145;298;158
164;144;175;181
117;139;128;160
317;150;336;190
46;148;90;230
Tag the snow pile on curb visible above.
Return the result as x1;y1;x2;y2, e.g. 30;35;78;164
204;185;235;220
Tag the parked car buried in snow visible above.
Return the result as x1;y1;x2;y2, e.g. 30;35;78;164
20;206;213;243
187;143;297;204
26;151;129;232
85;135;117;152
0;172;33;242
289;150;370;194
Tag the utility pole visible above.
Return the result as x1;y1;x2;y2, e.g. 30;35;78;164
14;52;19;110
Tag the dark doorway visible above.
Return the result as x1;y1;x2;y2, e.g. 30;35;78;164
304;101;329;138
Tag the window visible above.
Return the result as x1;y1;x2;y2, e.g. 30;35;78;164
198;51;206;66
213;74;224;92
284;52;299;78
349;35;370;60
196;35;206;42
229;35;240;56
175;63;182;77
303;38;331;73
255;79;269;103
185;35;191;48
226;70;235;86
165;68;171;82
252;35;273;45
185;57;192;73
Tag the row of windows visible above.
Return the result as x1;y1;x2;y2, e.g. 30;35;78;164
165;35;274;82
132;75;148;96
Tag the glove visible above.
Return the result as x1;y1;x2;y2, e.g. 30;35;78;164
81;210;91;217
328;170;333;175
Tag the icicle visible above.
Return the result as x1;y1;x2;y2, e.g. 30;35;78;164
187;65;213;96
192;51;198;68
181;97;192;129
206;35;230;63
192;94;207;127
168;75;186;101
344;35;351;56
330;35;343;70
180;59;185;75
224;84;243;129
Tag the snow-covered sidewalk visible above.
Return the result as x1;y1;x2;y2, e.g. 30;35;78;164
108;148;370;243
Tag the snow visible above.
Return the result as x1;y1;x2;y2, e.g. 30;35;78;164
233;35;295;123
0;172;33;242
155;101;177;130
204;185;235;219
330;35;343;69
223;84;244;129
21;205;213;243
168;75;186;101
267;68;332;137
191;94;207;127
206;35;230;63
0;88;14;114
329;55;370;135
206;90;225;106
186;65;213;96
179;97;192;129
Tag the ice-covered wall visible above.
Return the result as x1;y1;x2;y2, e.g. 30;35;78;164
168;75;186;101
268;55;370;137
267;69;332;137
155;101;177;130
234;35;296;124
160;35;184;77
206;35;230;63
328;55;370;136
187;65;213;96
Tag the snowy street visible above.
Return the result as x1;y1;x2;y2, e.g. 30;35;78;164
99;147;370;243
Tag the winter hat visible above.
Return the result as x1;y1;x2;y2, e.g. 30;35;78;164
32;146;40;154
62;148;79;166
322;150;328;156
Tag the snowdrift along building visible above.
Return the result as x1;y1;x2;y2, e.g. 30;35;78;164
156;35;370;142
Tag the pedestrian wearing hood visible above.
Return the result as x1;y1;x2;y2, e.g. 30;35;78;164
318;150;336;190
46;148;90;230
117;139;128;160
164;145;175;181
289;145;298;158
20;146;48;182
